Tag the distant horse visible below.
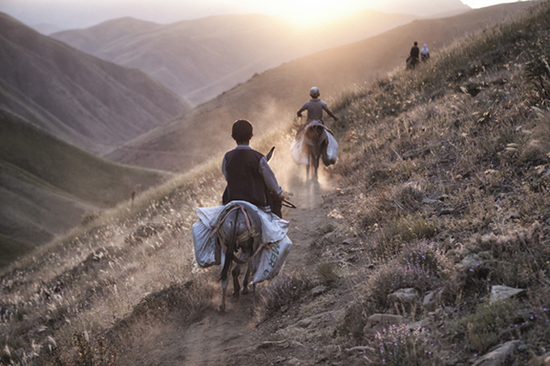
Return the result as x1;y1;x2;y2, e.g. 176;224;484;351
214;204;263;312
303;121;328;180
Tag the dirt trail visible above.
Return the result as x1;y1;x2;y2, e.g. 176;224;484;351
281;170;338;273
138;166;338;366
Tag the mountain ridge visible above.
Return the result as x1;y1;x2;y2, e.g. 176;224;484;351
0;108;170;266
0;12;191;155
106;1;536;173
51;11;419;105
2;3;550;365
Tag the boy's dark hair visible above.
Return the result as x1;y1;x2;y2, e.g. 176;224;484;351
232;119;253;142
414;41;418;46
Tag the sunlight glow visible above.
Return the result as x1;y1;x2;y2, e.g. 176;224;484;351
275;0;359;28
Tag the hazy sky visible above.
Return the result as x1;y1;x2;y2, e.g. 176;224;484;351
1;0;525;30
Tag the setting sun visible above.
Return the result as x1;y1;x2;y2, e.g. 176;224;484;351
275;0;361;27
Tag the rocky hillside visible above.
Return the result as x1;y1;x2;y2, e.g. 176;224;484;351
1;2;550;366
51;11;417;106
0;13;190;155
0;108;169;268
105;1;535;173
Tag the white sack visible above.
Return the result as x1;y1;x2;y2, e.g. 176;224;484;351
323;131;338;166
192;201;290;270
290;134;308;165
252;236;293;283
192;220;219;267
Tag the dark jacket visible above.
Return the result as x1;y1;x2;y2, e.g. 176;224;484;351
410;45;420;59
222;148;269;207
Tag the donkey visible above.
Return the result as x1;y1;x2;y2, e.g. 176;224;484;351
303;121;328;180
215;203;263;312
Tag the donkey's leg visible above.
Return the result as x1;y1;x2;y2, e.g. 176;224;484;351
307;151;313;180
237;248;253;295
242;265;251;294
232;263;242;298
313;154;320;180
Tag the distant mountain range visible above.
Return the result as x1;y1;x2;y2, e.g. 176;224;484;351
105;2;536;173
50;11;419;106
376;0;470;16
0;108;169;267
0;13;191;155
0;1;535;265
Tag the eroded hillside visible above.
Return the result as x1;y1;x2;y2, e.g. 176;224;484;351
1;2;550;366
0;13;190;155
105;2;535;173
0;109;170;267
51;11;417;106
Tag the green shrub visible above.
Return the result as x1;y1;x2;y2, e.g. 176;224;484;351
457;298;525;353
369;262;442;309
371;323;440;366
398;241;452;280
383;213;438;243
477;224;550;288
262;272;313;314
316;261;340;286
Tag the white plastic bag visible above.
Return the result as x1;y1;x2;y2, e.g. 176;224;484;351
323;130;338;166
290;134;308;165
251;236;293;283
192;201;290;271
192;205;224;268
192;220;219;267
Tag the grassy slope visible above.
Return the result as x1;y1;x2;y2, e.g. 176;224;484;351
0;108;170;260
1;2;550;365
105;2;535;173
0;234;36;269
51;11;417;105
50;17;161;55
0;12;190;155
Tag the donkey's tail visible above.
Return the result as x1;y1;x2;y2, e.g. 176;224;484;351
220;209;239;281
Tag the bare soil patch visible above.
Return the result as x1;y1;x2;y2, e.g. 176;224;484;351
118;167;357;366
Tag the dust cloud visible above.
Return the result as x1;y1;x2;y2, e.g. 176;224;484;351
248;98;339;211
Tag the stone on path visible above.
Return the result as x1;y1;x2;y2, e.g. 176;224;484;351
387;288;421;309
472;340;521;366
490;285;524;304
363;314;403;338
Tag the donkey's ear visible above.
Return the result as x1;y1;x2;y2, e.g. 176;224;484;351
266;146;275;161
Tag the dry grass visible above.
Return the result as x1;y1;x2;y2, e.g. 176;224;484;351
331;2;550;363
2;2;550;365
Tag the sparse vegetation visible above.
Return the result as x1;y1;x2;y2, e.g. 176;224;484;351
371;323;440;365
315;261;340;286
455;298;526;353
2;2;550;365
262;271;314;314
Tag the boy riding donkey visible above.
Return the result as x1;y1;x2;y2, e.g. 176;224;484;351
296;87;339;131
292;87;339;179
193;119;292;312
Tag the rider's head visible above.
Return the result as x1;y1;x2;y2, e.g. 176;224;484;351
231;119;253;144
310;87;320;98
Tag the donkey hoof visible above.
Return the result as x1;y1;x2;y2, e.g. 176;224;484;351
232;291;240;299
219;304;226;312
242;287;250;295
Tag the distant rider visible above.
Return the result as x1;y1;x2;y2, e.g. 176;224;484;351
421;44;430;62
222;119;284;218
408;41;420;69
296;87;338;133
